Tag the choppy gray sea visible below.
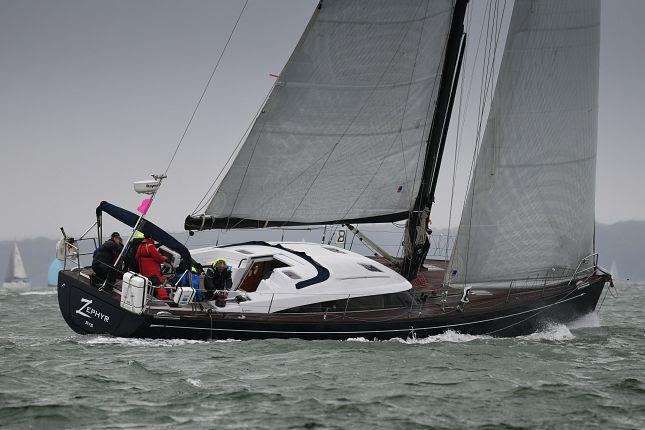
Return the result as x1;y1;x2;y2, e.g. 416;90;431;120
1;283;643;429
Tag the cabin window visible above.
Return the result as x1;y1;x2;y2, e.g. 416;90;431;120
282;270;301;280
278;292;414;313
359;263;382;272
238;258;290;293
324;246;346;254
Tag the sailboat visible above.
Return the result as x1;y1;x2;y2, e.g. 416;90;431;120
57;0;611;340
48;258;64;287
3;243;30;290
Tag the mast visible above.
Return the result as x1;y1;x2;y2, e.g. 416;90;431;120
401;0;468;280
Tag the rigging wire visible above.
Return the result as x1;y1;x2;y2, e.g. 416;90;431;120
444;21;469;261
462;0;498;283
443;2;475;263
163;0;249;179
401;0;461;261
191;82;276;215
461;0;507;286
444;0;486;267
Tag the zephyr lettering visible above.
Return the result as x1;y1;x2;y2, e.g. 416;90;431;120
76;298;92;318
75;298;110;323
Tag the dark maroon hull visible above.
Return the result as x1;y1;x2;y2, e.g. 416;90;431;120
58;270;609;340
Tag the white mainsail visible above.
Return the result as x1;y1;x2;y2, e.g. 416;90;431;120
200;0;457;227
448;0;600;285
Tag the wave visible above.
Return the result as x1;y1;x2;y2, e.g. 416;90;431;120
79;336;240;347
186;378;204;388
81;336;206;347
566;312;600;329
347;325;578;344
398;330;492;344
346;330;492;344
19;290;57;296
513;314;600;341
518;324;574;341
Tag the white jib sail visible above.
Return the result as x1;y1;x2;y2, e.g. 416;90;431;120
448;0;600;285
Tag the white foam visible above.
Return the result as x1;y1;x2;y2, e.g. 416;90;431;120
80;336;241;346
186;378;203;388
345;337;371;342
519;324;574;341
345;330;491;344
19;290;57;296
567;312;600;330
397;330;492;344
81;336;208;347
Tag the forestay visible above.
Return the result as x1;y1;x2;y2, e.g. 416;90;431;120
448;0;600;285
192;0;456;229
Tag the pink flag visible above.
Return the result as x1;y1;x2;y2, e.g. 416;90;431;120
137;198;152;214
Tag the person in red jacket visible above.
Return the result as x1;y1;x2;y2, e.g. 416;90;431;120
135;237;169;299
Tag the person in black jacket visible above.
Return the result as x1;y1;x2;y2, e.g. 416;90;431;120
124;231;145;273
204;259;232;302
92;232;123;290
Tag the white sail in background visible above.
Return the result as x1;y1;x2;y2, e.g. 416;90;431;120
12;243;28;280
203;0;457;227
3;243;30;289
449;0;600;285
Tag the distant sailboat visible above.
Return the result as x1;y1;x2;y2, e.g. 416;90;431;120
48;258;63;287
3;243;30;290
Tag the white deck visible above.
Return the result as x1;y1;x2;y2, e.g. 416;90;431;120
189;242;411;313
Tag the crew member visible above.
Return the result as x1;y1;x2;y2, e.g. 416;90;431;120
124;231;145;273
204;259;232;302
91;232;123;290
136;236;169;299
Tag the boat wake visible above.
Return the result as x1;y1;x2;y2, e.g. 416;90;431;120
346;324;582;344
566;312;600;329
518;324;574;341
79;336;240;347
19;290;57;296
399;331;492;344
346;330;492;344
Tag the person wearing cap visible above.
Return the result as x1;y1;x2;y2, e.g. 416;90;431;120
204;259;232;302
135;236;169;299
91;232;124;290
124;231;146;273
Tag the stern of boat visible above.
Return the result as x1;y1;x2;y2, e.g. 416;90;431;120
57;269;148;337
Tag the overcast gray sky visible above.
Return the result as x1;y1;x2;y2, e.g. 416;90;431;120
0;0;643;240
